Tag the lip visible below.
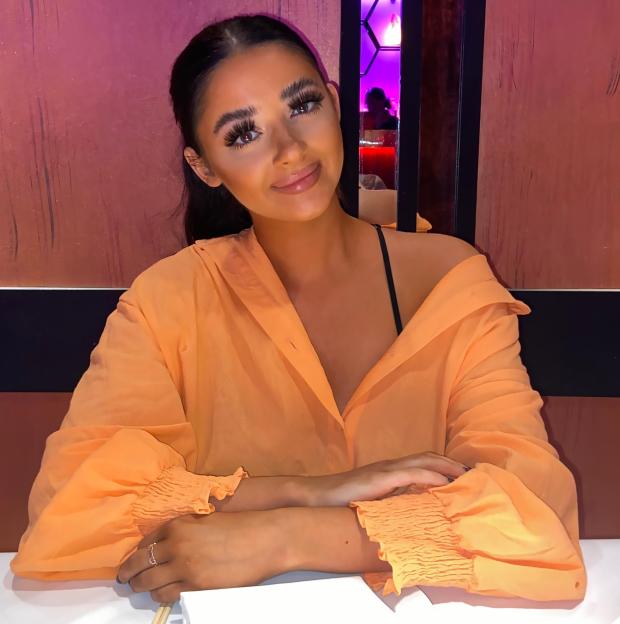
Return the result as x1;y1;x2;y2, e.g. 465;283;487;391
271;162;321;193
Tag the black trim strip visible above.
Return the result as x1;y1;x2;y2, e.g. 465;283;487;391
339;0;361;218
515;290;620;398
454;0;486;244
1;289;123;393
1;289;618;396
396;0;424;232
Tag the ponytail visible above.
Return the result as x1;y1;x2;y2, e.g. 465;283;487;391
181;159;252;244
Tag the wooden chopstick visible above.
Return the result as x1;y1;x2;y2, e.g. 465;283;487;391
151;602;172;624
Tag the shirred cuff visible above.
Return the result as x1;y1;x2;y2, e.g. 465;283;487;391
350;491;474;595
133;466;248;535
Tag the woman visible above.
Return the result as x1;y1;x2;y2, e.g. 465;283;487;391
361;87;399;130
11;14;586;604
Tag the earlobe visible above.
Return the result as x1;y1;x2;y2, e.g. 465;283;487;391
183;147;222;188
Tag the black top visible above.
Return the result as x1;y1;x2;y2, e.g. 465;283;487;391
372;223;403;335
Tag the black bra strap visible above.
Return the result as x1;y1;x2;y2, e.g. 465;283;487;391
372;224;403;335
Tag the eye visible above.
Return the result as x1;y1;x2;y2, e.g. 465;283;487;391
289;90;325;118
224;119;261;149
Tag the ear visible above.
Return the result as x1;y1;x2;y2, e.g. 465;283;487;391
183;147;223;188
326;82;341;123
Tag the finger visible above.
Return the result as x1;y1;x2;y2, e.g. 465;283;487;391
138;526;167;550
400;467;452;487
129;562;179;594
151;581;186;604
395;454;469;477
387;482;439;498
386;486;410;497
415;452;469;473
118;540;171;584
375;468;447;492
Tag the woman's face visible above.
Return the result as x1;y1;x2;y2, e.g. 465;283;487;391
186;43;343;224
365;95;384;115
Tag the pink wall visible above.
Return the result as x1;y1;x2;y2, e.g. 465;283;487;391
0;0;341;286
476;0;620;289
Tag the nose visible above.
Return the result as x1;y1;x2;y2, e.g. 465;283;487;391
272;123;306;166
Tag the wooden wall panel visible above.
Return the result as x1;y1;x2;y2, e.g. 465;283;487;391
0;393;69;552
475;0;620;289
0;0;341;287
542;397;620;538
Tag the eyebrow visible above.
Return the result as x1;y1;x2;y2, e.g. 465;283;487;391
213;77;321;135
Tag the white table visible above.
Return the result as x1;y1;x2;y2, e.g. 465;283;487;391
1;540;619;623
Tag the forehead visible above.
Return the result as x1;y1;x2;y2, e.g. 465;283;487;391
200;43;319;115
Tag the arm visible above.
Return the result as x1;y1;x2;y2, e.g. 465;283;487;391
116;503;392;603
212;454;467;512
11;280;246;580
277;506;392;575
316;304;586;601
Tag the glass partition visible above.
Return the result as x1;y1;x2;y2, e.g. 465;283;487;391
358;0;402;226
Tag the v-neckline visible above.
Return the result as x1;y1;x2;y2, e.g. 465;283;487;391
198;226;491;426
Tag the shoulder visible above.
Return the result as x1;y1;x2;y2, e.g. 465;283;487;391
423;232;480;268
120;244;214;330
426;232;478;256
129;245;202;296
383;228;479;276
379;229;481;320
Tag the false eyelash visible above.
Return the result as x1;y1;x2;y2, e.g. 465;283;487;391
224;119;256;148
224;90;326;149
288;89;325;113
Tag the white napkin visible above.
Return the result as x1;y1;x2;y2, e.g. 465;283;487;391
180;575;428;623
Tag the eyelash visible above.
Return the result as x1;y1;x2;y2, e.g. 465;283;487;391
224;90;326;149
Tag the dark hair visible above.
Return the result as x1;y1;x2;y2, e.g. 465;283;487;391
169;13;350;244
366;87;392;110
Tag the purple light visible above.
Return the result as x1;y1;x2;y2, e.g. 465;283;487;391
384;14;401;46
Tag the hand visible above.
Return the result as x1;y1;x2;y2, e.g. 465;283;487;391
306;452;470;507
116;511;285;603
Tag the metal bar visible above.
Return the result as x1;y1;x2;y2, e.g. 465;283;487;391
454;0;486;243
338;0;361;217
396;0;424;232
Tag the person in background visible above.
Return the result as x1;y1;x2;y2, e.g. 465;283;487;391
11;14;585;606
361;87;399;131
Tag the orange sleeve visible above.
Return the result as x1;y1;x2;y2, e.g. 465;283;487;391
351;303;586;601
10;282;246;581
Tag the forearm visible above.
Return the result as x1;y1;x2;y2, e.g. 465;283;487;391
213;454;466;514
275;506;392;575
212;475;311;512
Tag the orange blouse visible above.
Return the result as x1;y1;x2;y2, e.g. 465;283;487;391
11;226;586;601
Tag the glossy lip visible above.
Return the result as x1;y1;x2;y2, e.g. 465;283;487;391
271;161;321;190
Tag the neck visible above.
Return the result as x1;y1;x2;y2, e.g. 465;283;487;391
252;195;369;297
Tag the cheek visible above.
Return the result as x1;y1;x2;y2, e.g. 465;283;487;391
304;115;344;173
217;149;267;191
303;113;341;150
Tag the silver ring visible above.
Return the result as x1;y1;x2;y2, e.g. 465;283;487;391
147;541;158;567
